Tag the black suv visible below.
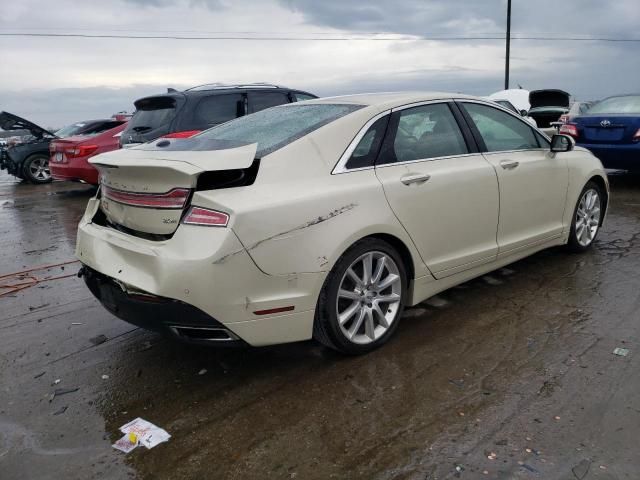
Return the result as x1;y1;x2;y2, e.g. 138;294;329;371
120;83;317;147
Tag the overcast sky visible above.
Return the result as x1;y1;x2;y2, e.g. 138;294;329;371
1;0;638;127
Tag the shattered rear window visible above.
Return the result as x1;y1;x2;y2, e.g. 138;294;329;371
196;103;363;157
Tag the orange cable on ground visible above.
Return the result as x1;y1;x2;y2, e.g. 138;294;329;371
0;260;80;297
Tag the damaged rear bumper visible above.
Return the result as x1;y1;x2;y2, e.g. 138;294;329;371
76;212;325;347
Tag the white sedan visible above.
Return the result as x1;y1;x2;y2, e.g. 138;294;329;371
77;92;608;354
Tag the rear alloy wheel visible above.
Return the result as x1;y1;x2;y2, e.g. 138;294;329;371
568;181;603;251
23;154;52;184
314;238;407;354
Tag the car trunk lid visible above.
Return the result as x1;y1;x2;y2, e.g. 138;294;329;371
90;139;257;236
574;115;640;144
529;90;570;110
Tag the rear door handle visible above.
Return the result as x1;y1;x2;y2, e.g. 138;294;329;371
500;160;519;170
401;173;431;185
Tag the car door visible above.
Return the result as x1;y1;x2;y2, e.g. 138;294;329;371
459;101;569;254
374;102;500;278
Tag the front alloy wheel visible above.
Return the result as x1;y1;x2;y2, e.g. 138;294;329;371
568;181;604;251
23;155;52;184
314;238;407;354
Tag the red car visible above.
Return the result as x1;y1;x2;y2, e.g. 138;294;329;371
50;119;128;185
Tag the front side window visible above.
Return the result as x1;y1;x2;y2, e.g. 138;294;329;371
380;103;468;164
196;103;363;157
463;102;539;152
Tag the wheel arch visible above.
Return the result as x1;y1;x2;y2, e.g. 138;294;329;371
587;174;609;217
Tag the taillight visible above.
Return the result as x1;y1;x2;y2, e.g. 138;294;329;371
65;145;99;158
102;186;190;209
559;124;578;138
161;130;201;139
182;206;229;227
633;128;640;142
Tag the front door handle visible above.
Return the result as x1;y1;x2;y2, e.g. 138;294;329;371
401;173;431;185
500;160;520;170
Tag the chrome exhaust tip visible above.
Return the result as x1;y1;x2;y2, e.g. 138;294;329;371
169;325;239;342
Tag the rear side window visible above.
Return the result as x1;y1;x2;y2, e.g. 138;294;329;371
462;102;539;152
193;94;244;127
293;93;316;102
379;103;468;164
345;115;389;169
197;103;363;157
248;92;290;113
129;96;177;132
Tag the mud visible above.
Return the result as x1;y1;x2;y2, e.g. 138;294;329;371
0;172;639;480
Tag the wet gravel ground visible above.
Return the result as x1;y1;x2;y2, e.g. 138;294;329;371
0;171;639;480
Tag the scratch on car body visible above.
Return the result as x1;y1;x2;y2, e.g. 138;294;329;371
247;203;358;252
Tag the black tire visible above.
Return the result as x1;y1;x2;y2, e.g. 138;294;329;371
22;154;52;184
567;180;604;252
313;238;408;355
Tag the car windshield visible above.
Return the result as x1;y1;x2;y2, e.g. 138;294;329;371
196;103;363;157
588;96;640;114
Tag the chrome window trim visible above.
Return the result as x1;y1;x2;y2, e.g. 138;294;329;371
391;98;453;112
331;110;391;174
375;152;482;169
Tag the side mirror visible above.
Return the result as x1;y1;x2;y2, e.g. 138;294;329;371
520;109;528;117
551;134;575;153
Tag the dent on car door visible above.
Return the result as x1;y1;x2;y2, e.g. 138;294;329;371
459;102;569;254
373;102;500;278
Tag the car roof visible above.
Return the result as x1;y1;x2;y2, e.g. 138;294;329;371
295;91;480;110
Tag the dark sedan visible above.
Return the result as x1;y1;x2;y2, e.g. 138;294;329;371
561;94;640;171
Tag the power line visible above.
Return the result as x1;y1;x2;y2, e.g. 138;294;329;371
0;32;639;42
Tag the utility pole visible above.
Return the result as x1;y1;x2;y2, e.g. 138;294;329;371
505;0;512;90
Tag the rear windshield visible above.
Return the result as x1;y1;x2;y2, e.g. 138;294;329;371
55;123;88;138
196;103;363;157
588;96;640;114
129;97;178;132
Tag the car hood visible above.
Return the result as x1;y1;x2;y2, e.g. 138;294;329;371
529;90;570;109
0;111;56;139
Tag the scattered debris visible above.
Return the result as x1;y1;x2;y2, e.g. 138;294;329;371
52;379;61;385
572;459;591;479
113;418;171;453
71;322;83;326
53;405;68;416
101;374;109;380
554;416;561;421
49;387;79;402
89;334;108;345
487;452;497;460
613;347;629;357
454;464;465;476
519;462;540;474
448;378;464;388
198;369;207;376
33;371;45;379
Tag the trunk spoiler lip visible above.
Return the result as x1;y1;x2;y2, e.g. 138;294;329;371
89;142;258;172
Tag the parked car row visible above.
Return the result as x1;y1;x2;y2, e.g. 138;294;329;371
0;83;316;185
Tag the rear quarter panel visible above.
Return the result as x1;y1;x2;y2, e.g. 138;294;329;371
192;135;429;279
